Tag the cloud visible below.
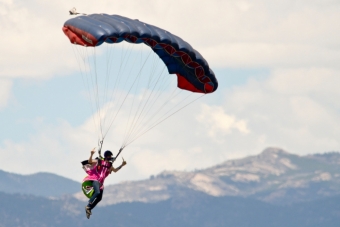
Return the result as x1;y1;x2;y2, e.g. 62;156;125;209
218;68;340;154
1;0;340;80
0;1;66;78
196;104;250;142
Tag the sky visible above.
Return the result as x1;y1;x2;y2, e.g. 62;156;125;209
0;0;340;185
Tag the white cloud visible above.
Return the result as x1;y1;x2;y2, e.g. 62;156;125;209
1;0;340;80
196;104;250;142
203;43;340;68
0;1;74;78
217;68;340;154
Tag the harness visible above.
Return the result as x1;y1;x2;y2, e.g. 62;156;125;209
96;158;112;171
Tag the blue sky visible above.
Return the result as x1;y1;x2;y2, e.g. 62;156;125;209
2;75;87;139
0;0;339;185
0;66;269;145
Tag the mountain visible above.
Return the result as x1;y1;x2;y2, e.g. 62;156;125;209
0;170;80;197
1;190;340;227
2;147;340;226
74;147;340;206
1;147;339;205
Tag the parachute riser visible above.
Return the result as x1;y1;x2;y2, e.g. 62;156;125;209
97;140;104;159
97;139;124;164
114;147;124;161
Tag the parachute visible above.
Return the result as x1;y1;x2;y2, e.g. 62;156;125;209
62;13;218;152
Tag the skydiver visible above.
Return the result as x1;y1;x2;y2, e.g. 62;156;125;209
84;148;127;219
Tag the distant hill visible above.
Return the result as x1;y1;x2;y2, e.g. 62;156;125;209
74;147;340;206
0;171;80;197
1;190;340;227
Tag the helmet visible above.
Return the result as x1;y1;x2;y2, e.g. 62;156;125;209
104;150;113;158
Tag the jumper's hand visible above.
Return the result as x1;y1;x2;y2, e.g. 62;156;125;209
122;157;127;166
91;147;96;155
